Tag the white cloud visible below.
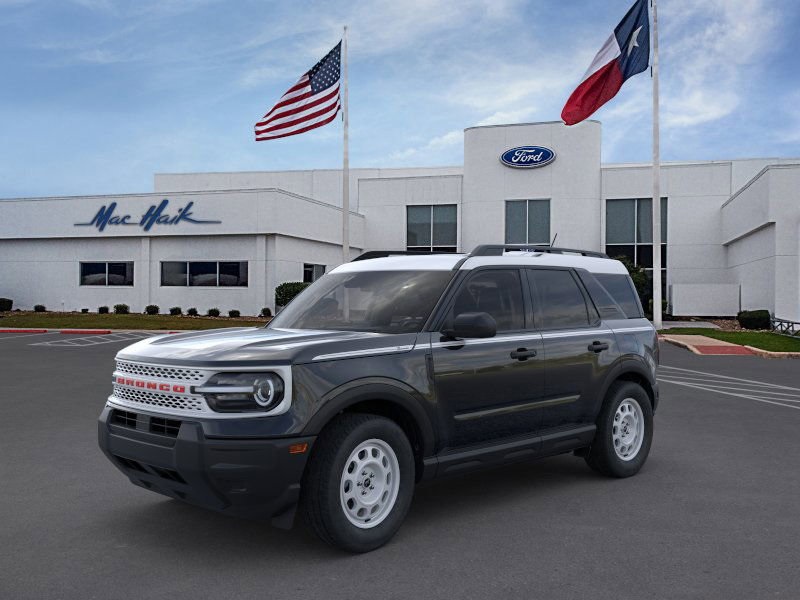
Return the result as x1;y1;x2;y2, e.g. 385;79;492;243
389;129;462;162
660;0;779;128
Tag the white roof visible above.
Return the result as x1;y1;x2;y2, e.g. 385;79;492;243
332;251;628;275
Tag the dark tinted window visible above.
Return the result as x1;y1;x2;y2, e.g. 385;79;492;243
595;273;643;318
80;262;106;286
219;262;248;287
529;269;590;329
108;262;134;286
448;270;525;331
576;271;626;320
161;262;187;286
189;262;217;286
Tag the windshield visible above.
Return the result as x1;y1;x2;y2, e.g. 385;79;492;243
269;270;453;333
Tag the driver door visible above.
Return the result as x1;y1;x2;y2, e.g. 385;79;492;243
430;268;545;449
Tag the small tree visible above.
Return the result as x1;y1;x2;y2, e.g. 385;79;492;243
187;307;198;316
228;309;240;318
611;255;650;310
207;308;220;317
144;305;160;315
275;282;310;307
34;304;46;312
169;307;182;316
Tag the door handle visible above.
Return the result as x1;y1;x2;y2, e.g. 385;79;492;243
588;341;609;353
510;348;537;361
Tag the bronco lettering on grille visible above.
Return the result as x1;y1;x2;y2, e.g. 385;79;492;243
114;376;186;394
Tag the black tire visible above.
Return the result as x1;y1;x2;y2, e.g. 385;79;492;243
585;381;653;478
300;413;415;553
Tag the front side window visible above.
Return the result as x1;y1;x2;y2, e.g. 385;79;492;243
445;269;525;332
160;261;248;287
80;262;134;286
406;205;457;252
269;270;453;333
505;199;551;245
529;269;590;329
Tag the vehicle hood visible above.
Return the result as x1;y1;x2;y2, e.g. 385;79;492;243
116;327;416;366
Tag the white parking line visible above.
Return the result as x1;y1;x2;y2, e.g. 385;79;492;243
31;332;156;347
0;332;59;341
658;365;800;411
660;365;800;391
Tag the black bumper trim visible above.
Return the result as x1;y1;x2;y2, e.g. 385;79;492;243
98;406;315;527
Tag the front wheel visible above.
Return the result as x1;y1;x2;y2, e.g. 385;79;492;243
301;414;415;553
585;381;653;478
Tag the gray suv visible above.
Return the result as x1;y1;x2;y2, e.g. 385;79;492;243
98;244;658;553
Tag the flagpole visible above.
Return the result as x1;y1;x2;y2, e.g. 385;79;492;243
651;0;662;329
341;25;350;264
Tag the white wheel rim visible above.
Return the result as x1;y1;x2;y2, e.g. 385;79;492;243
612;398;645;461
339;438;400;529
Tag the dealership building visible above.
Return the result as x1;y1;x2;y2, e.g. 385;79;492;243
1;120;799;321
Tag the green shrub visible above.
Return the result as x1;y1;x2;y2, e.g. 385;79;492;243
228;309;240;318
737;309;771;330
207;308;220;317
113;304;129;315
98;306;109;314
275;282;310;307
169;306;182;316
34;304;46;312
144;304;159;315
81;308;89;313
260;307;272;318
0;298;12;312
187;307;198;316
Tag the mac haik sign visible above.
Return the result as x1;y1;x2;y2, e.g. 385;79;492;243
75;199;221;232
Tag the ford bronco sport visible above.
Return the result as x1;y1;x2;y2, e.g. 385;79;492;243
98;244;658;552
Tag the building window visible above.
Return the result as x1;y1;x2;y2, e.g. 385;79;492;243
160;261;248;287
303;263;326;283
406;204;457;252
80;262;134;286
505;199;551;245
605;197;668;294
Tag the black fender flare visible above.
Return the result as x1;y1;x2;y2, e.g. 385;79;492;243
598;356;658;410
301;377;437;458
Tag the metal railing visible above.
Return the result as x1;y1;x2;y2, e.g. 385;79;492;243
772;317;800;338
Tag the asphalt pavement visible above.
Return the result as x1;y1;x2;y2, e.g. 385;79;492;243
1;332;799;600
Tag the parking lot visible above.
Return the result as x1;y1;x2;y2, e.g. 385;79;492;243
1;331;799;600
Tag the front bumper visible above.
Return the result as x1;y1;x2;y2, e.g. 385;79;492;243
98;405;315;527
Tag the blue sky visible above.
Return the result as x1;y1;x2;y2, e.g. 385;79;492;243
1;0;799;198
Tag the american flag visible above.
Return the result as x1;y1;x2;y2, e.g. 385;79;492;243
254;41;342;141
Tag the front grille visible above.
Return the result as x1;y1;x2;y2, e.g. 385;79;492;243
111;409;138;429
150;416;181;437
115;360;206;382
112;384;205;412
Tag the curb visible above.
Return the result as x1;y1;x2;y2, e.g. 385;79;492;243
0;328;48;334
743;345;800;359
60;329;113;334
660;337;701;355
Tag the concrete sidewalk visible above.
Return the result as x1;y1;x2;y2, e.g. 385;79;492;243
660;334;756;355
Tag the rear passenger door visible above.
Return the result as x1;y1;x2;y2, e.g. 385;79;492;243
526;268;618;431
431;268;545;449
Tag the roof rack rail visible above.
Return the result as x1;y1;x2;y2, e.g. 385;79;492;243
351;249;457;262
469;244;609;259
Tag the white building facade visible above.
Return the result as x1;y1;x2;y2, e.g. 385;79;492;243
1;121;799;321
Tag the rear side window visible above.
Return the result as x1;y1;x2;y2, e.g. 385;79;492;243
528;269;591;329
576;271;628;320
594;273;643;319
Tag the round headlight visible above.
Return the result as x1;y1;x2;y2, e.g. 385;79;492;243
197;372;284;413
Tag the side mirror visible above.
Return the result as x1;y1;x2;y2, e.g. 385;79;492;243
443;312;497;339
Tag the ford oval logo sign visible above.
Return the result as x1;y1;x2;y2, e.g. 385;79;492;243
500;146;556;169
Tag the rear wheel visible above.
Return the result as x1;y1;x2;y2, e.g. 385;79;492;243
301;413;415;552
585;381;653;478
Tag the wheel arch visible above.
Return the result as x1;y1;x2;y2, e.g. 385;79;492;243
600;359;658;413
302;379;436;482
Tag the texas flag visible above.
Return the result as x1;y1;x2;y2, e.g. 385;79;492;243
561;0;650;126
